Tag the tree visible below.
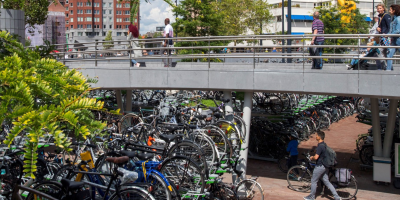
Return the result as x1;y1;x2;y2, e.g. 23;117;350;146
0;31;115;178
103;31;114;50
118;0;175;24
3;0;54;26
317;4;369;53
217;0;273;36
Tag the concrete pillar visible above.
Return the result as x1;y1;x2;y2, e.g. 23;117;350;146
383;99;398;158
237;91;252;180
115;90;124;114
370;98;383;157
223;90;233;114
126;90;132;112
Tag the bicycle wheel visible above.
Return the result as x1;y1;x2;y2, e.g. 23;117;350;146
191;132;216;165
119;113;143;134
318;115;331;131
25;181;67;200
356;135;368;152
203;126;233;159
267;95;283;114
109;188;155;200
167;141;208;176
235;179;264;200
147;172;172;200
328;175;358;200
277;157;289;173
359;145;374;165
52;164;75;182
159;156;205;195
287;165;312;192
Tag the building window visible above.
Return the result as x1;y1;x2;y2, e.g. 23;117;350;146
124;11;130;15
71;25;73;29
117;18;122;22
103;3;106;7
110;25;112;29
109;3;112;7
95;18;100;22
103;32;106;36
70;18;74;22
66;13;69;17
66;20;69;24
103;10;106;14
79;2;83;6
78;32;83;36
87;24;92;28
66;0;69;3
70;10;73;14
277;15;282;22
86;17;92;22
117;32;122;36
135;18;137;23
66;27;69;30
109;17;112;22
109;10;112;14
124;3;130;8
103;17;106;21
86;9;92;14
95;3;100;7
116;3;122;8
70;3;73;7
86;2;91;6
104;25;106;29
95;10;100;14
124;18;130;22
66;7;69;11
125;25;129;29
116;11;122;15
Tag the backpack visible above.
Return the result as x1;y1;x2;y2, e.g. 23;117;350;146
335;168;351;186
322;143;337;167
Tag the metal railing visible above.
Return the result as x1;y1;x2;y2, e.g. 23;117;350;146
47;34;400;70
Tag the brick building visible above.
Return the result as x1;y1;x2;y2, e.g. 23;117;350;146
64;0;139;51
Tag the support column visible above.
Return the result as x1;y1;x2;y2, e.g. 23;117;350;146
237;91;252;180
370;98;383;157
115;90;124;114
223;90;233;114
383;99;398;158
126;90;133;112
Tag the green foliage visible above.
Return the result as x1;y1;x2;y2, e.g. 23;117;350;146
0;31;117;178
317;5;369;53
103;31;114;50
3;0;54;26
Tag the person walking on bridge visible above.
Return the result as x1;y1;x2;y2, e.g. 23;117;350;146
386;5;400;71
163;18;174;67
127;24;141;67
376;3;392;70
311;11;324;69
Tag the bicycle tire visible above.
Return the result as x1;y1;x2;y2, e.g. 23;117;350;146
25;181;67;200
119;113;143;134
267;95;284;115
234;115;247;140
327;174;358;200
359;145;374;166
147;172;172;200
356;135;368;152
167;141;208;176
287;165;312;192
203;125;233;159
159;155;205;195
235;179;264;200
109;188;155;200
191;132;217;165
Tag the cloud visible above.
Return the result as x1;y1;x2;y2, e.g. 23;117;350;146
139;0;176;34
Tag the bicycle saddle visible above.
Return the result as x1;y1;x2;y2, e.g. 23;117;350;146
159;134;183;143
209;107;219;112
120;150;137;158
136;152;154;160
105;156;129;164
194;115;207;120
223;98;231;103
61;179;85;190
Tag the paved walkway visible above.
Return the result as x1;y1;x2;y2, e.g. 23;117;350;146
236;115;400;200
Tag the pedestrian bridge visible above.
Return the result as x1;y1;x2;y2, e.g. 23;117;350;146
55;34;400;98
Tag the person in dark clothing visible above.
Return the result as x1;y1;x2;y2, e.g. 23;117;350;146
376;4;392;69
311;11;325;69
304;131;341;200
286;132;299;170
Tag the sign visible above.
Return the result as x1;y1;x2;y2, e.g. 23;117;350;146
396;143;400;178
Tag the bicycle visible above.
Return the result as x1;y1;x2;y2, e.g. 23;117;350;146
27;156;156;200
287;152;358;199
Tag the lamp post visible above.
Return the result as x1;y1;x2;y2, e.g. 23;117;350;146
287;0;292;63
282;0;285;63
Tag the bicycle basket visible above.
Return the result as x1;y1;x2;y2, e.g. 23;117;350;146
335;168;351;186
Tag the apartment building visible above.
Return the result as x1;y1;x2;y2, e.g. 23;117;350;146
64;0;139;50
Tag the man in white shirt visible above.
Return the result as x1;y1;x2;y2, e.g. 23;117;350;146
369;14;379;42
163;18;174;67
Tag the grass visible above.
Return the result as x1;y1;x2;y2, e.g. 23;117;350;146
184;99;221;109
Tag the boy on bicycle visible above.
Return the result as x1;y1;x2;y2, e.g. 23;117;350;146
304;131;341;200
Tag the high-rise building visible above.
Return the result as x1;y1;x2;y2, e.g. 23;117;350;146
64;0;139;50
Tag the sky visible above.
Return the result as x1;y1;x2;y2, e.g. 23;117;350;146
139;0;177;34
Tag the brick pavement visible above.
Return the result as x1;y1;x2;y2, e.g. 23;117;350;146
240;115;400;200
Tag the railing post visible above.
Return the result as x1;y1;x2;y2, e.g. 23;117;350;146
95;42;98;67
302;35;305;70
129;40;132;67
208;36;210;69
253;36;256;69
357;35;360;72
